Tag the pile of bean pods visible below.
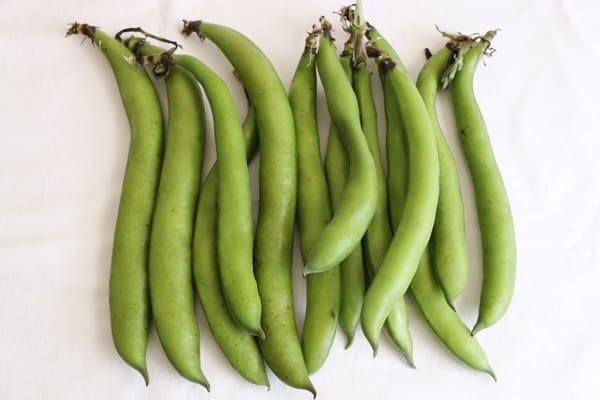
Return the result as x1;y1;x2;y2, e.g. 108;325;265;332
66;2;515;395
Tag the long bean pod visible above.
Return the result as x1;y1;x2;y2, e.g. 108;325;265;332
354;57;413;364
67;24;163;384
362;27;439;354
451;32;516;334
171;54;260;337
290;33;341;374
368;38;415;364
192;106;269;387
146;63;208;387
354;62;391;284
368;26;409;229
322;43;366;347
417;45;469;305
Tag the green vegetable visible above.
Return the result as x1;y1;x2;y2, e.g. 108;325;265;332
451;31;516;334
67;23;164;384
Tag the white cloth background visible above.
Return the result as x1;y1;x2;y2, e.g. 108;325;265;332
1;0;599;399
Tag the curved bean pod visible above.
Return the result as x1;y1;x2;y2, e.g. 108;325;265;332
147;63;208;387
381;59;408;230
192;106;269;387
417;46;469;305
354;62;391;282
306;30;377;274
323;51;366;347
67;24;163;384
356;59;413;365
451;33;516;334
378;80;417;366
325;125;365;347
410;251;496;379
362;28;439;354
182;21;314;395
368;26;409;228
173;54;260;337
290;38;341;374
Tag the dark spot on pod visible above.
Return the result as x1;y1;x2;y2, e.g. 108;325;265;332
446;41;458;52
131;38;146;55
365;45;381;59
460;129;467;137
424;48;433;60
380;58;396;74
120;37;132;48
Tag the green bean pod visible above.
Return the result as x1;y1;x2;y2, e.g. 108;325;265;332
451;33;516;334
354;62;391;280
369;28;419;365
370;27;408;229
357;60;413;364
362;28;439;354
410;251;496;379
67;24;163;384
182;21;314;394
290;39;341;374
323;52;366;347
146;63;208;388
417;46;469;305
306;32;377;274
173;54;260;337
192;106;269;387
382;68;408;234
379;76;417;366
